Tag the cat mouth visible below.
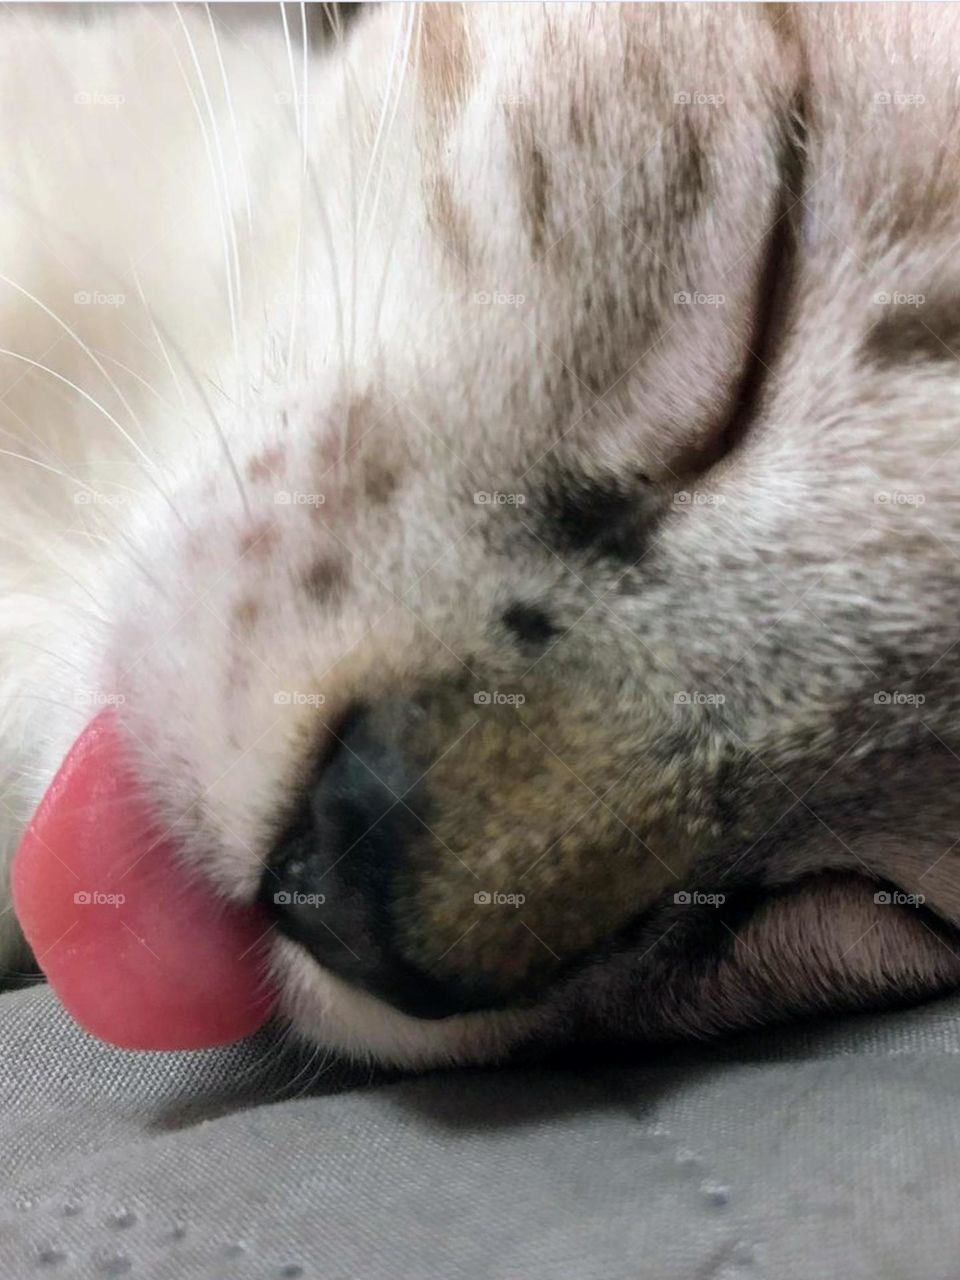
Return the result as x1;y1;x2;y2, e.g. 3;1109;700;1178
12;709;277;1050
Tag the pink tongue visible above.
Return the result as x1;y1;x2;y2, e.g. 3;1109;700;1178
11;709;276;1050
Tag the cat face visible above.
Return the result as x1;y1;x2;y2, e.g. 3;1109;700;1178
67;3;960;1065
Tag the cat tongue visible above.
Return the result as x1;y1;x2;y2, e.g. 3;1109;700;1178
11;709;276;1050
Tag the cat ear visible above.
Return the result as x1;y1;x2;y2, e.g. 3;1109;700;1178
654;873;960;1039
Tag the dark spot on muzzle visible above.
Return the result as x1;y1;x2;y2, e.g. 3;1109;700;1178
301;556;348;604
502;601;558;646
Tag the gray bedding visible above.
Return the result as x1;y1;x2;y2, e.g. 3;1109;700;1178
3;985;960;1279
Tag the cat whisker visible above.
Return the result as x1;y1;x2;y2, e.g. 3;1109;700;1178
171;4;244;394
0;272;150;451
0;351;186;528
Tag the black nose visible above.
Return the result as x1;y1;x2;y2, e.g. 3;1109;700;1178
261;705;490;1020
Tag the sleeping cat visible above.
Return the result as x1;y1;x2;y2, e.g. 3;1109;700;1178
3;2;960;1066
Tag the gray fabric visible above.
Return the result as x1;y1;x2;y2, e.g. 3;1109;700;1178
2;986;959;1279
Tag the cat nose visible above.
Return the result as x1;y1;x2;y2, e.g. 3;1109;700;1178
261;705;487;1020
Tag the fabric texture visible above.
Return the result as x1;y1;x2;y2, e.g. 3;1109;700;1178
2;984;959;1279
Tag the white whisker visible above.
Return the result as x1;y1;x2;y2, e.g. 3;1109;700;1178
126;261;192;417
0;451;153;595
0;350;185;526
2;543;106;618
280;3;301;142
0;180;195;447
167;5;243;386
6;639;88;679
356;3;406;238
305;157;348;385
0;401;141;511
0;270;147;447
278;2;307;383
300;2;310;168
362;3;416;269
129;261;252;522
368;4;418;351
0;448;74;485
206;4;254;244
88;346;180;416
155;325;252;520
342;32;359;390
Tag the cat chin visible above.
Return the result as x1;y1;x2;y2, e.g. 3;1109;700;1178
271;936;542;1069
